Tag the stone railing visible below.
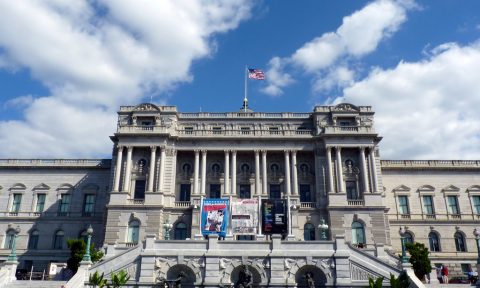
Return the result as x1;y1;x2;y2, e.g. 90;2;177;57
381;160;480;169
324;126;375;134
347;199;365;206
176;128;313;137
174;201;191;208
300;202;317;209
0;159;111;168
0;211;102;218
117;125;170;133
119;105;177;112
179;112;312;119
390;213;478;220
126;199;145;205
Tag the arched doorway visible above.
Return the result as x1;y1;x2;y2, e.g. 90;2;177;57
295;265;327;287
230;265;261;287
166;264;196;287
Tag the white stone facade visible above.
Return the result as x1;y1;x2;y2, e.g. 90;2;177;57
0;102;478;286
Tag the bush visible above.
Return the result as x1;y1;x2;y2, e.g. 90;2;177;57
67;238;104;272
405;242;431;281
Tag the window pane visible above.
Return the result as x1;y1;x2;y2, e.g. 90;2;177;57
352;222;365;244
304;223;315;241
429;232;440;252
346;181;358;200
174;223;187;240
11;194;22;212
423;196;434;214
28;231;39;249
269;184;281;199
36;194;46;213
83;195;95;214
473;196;480;214
398;196;409;214
209;184;221;198
300;185;312;202
447;196;459;214
134;180;146;199
59;194;70;214
180;184;191;201
455;232;466;252
239;185;250;199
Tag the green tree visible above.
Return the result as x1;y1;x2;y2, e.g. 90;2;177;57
405;242;432;281
67;238;104;272
110;270;130;288
365;276;384;288
390;272;410;288
89;271;107;288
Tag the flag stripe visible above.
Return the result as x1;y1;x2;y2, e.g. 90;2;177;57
248;68;265;80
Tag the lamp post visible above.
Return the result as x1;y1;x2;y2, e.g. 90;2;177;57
473;228;480;285
318;218;329;240
82;225;93;262
7;226;21;262
164;220;173;240
399;226;409;264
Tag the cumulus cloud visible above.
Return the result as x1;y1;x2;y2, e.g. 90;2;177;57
263;0;414;96
261;57;295;97
335;42;480;159
0;0;253;158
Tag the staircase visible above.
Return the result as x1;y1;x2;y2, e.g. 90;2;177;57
5;281;66;288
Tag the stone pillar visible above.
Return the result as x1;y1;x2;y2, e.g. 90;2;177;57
369;147;379;193
201;150;207;196
231;150;237;197
255;150;261;195
314;149;323;197
123;146;133;193
224;150;230;196
284;150;291;196
147;146;156;192
359;147;370;194
336;147;344;193
291;150;298;196
158;146;166;192
113;145;123;192
326;147;334;193
261;150;267;196
194;150;200;195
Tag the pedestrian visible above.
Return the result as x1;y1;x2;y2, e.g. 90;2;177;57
436;265;443;283
441;265;449;284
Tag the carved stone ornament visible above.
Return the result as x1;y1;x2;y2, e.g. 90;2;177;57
134;103;160;111
350;262;382;281
333;103;359;112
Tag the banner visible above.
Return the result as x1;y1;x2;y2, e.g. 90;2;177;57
261;199;288;235
231;199;258;235
201;199;229;237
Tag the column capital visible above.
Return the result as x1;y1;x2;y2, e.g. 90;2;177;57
359;146;366;152
326;146;332;152
261;149;267;154
231;150;237;155
126;145;134;151
336;146;342;152
194;149;200;154
291;150;297;156
284;149;290;154
224;149;230;154
201;149;207;155
254;149;260;155
117;145;124;150
150;145;157;151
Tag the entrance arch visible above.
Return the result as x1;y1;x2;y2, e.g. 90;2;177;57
165;264;196;287
294;265;327;287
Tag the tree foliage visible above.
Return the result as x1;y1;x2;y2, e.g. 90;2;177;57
110;270;130;288
390;272;410;288
89;271;107;288
405;242;432;280
365;276;384;288
67;238;104;272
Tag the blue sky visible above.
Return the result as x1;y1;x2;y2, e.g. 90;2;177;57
0;0;480;159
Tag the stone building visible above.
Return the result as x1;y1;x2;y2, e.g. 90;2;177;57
0;102;479;286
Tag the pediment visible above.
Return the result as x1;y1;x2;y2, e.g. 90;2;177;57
10;183;26;190
332;103;359;112
442;185;460;192
133;103;160;112
57;183;74;191
418;185;435;192
467;185;480;192
392;185;410;192
33;183;50;190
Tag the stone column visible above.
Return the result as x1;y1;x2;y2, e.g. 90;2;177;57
147;146;156;192
123;146;133;193
113;145;123;192
201;150;207;196
336;147;344;193
359;147;370;194
158;147;166;192
291;150;298;196
369;147;379;193
231;150;237;197
261;150;267;196
255;150;261;195
194;150;200;195
326;147;334;193
284;150;291;196
224;150;230;196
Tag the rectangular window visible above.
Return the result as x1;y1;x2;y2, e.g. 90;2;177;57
346;181;358;200
237;235;254;240
300;185;312;202
83;195;95;216
180;184;191;202
36;194;46;213
423;195;434;215
134;180;146;200
269;127;279;135
269;184;281;199
209;184;221;198
184;127;193;134
240;127;250;135
58;194;70;216
239;185;251;199
473;196;480;214
11;194;22;213
398;196;410;214
212;127;222;134
447;196;460;214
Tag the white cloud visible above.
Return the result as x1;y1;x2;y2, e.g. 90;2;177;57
264;0;413;95
313;66;355;93
335;41;480;159
0;0;253;158
261;57;295;97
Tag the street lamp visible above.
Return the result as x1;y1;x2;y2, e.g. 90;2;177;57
164;220;173;240
399;226;409;264
318;218;329;240
82;225;93;262
7;226;21;262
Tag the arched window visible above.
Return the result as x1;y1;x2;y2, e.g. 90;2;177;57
241;164;250;174
174;222;188;240
454;232;466;252
211;163;221;174
128;220;140;244
304;223;315;241
404;232;414;244
28;230;39;249
428;232;440;252
270;163;279;174
4;229;15;249
53;230;64;250
182;163;192;175
351;221;365;245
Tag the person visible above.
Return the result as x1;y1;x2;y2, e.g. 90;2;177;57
436;265;443;283
441;265;449;284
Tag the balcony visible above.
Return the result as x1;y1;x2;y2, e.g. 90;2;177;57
390;213;479;221
127;199;145;205
347;199;364;206
300;202;317;209
324;125;375;134
174;201;192;208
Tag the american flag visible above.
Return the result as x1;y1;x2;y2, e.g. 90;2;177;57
248;68;265;80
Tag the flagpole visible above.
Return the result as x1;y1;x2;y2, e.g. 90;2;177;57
244;65;247;112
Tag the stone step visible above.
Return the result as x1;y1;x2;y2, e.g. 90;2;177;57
5;280;67;288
